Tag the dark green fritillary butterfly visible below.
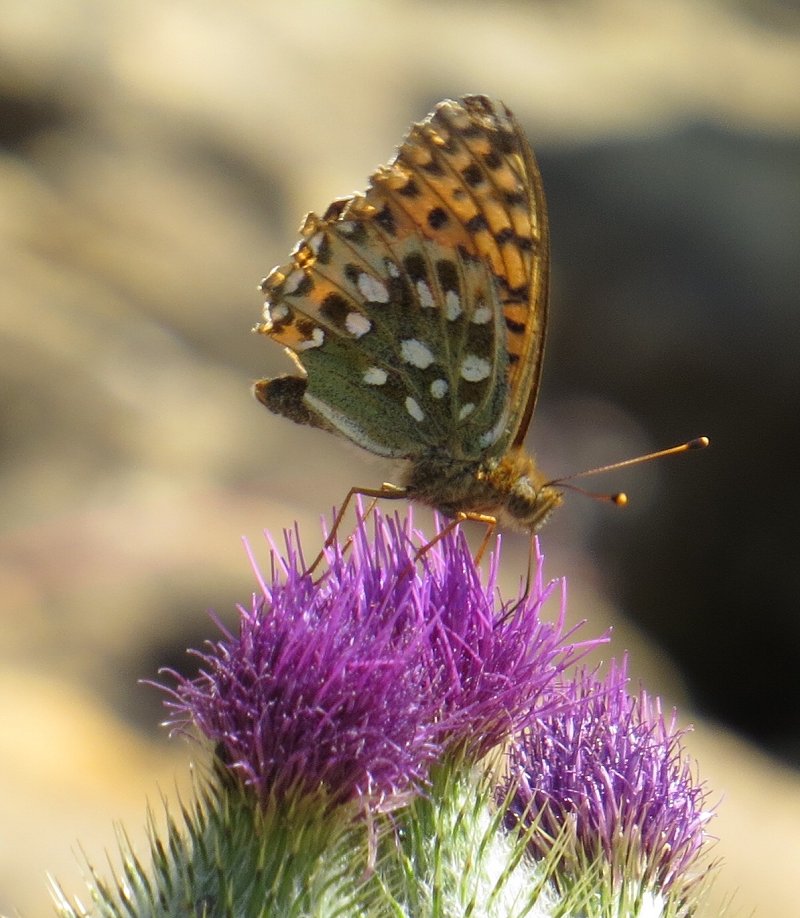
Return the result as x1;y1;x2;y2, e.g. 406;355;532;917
253;95;708;539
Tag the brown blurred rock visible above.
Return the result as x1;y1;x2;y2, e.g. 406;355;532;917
1;1;798;914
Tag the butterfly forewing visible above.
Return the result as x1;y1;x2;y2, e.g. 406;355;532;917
256;95;548;465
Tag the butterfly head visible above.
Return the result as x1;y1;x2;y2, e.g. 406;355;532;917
481;448;563;533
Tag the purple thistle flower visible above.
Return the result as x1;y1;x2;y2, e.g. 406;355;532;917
411;523;600;758
160;507;600;807
505;659;714;894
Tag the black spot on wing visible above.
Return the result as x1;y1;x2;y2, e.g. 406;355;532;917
427;207;449;229
374;204;398;236
465;214;489;234
436;259;459;294
482;149;502;170
505;315;526;335
398;178;422;198
422;158;446;176
320;292;351;328
403;252;428;283
461;163;484;187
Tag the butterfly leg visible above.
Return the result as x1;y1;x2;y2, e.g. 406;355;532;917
471;514;499;565
412;511;497;565
306;482;409;576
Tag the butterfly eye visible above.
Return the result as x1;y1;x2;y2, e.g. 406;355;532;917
506;479;538;521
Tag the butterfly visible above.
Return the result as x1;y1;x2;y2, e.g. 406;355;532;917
254;95;563;534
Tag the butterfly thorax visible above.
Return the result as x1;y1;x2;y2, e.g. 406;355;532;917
403;447;563;533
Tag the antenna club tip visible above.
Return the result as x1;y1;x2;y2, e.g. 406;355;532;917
612;492;628;507
689;436;710;450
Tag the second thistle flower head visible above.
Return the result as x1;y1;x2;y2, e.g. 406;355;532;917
161;507;599;807
505;659;714;898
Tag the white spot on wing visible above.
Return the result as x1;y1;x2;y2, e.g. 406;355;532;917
363;366;387;386
358;273;390;303
460;355;491;382
400;338;435;369
265;303;289;326
445;290;462;321
283;270;306;295
471;303;492;324
430;378;448;399
307;232;325;255
296;327;325;350
405;396;425;422
459;403;475;420
479;416;507;448
345;312;371;337
416;280;435;309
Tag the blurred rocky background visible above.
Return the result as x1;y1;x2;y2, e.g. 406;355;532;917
2;1;799;914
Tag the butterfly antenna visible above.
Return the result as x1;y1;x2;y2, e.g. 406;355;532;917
545;436;709;505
